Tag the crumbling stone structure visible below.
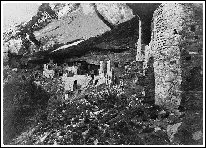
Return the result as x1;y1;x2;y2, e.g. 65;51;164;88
92;60;113;86
136;19;144;61
60;59;114;100
145;3;203;109
106;60;113;85
43;64;55;78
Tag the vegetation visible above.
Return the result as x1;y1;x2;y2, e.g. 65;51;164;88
3;59;203;145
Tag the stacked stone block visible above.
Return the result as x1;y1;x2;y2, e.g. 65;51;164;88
149;3;203;109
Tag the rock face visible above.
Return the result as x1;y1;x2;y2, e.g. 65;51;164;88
95;3;134;25
52;3;80;19
4;38;22;54
33;5;110;45
146;3;203;109
34;3;135;47
49;3;134;25
3;3;135;58
3;3;57;55
167;122;182;142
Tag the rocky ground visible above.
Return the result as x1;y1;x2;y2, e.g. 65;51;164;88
3;58;203;145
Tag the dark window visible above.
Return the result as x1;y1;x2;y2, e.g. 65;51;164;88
91;74;94;80
59;71;63;77
74;80;78;90
173;29;178;35
170;60;176;65
94;80;98;85
190;25;196;32
48;65;52;70
34;72;38;78
114;62;119;68
194;36;198;39
149;57;154;63
185;55;192;61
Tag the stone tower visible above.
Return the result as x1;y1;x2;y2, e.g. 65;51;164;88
136;18;144;61
149;3;203;109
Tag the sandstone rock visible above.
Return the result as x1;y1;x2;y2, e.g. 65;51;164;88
167;122;182;142
33;6;110;45
5;38;23;54
192;130;202;141
95;3;134;25
56;3;80;19
81;3;95;15
33;3;135;51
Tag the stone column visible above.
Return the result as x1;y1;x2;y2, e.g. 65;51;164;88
136;19;144;61
43;64;47;70
143;44;151;75
151;3;203;110
106;60;112;85
107;60;111;74
99;61;104;78
151;3;183;109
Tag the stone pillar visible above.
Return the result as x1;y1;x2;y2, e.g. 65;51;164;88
65;93;69;100
106;60;112;85
152;4;182;109
107;60;111;74
99;61;104;78
151;3;203;110
143;44;151;75
43;64;46;70
136;19;144;61
152;4;184;109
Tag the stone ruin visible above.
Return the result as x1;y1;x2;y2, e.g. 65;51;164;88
6;3;202;110
55;2;203;107
42;58;114;100
140;3;203;109
43;63;55;79
135;18;144;62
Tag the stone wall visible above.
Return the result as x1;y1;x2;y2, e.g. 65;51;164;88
148;3;203;109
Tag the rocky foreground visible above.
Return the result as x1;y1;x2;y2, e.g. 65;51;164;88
3;59;203;145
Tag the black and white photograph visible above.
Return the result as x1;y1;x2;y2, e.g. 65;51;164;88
1;1;205;146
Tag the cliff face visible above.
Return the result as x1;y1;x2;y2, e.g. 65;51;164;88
95;3;134;25
34;3;135;52
3;3;135;56
33;4;111;45
3;3;164;59
3;3;57;55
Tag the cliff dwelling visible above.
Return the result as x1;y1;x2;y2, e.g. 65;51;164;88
2;2;204;145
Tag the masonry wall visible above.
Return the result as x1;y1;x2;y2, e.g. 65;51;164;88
149;3;203;109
